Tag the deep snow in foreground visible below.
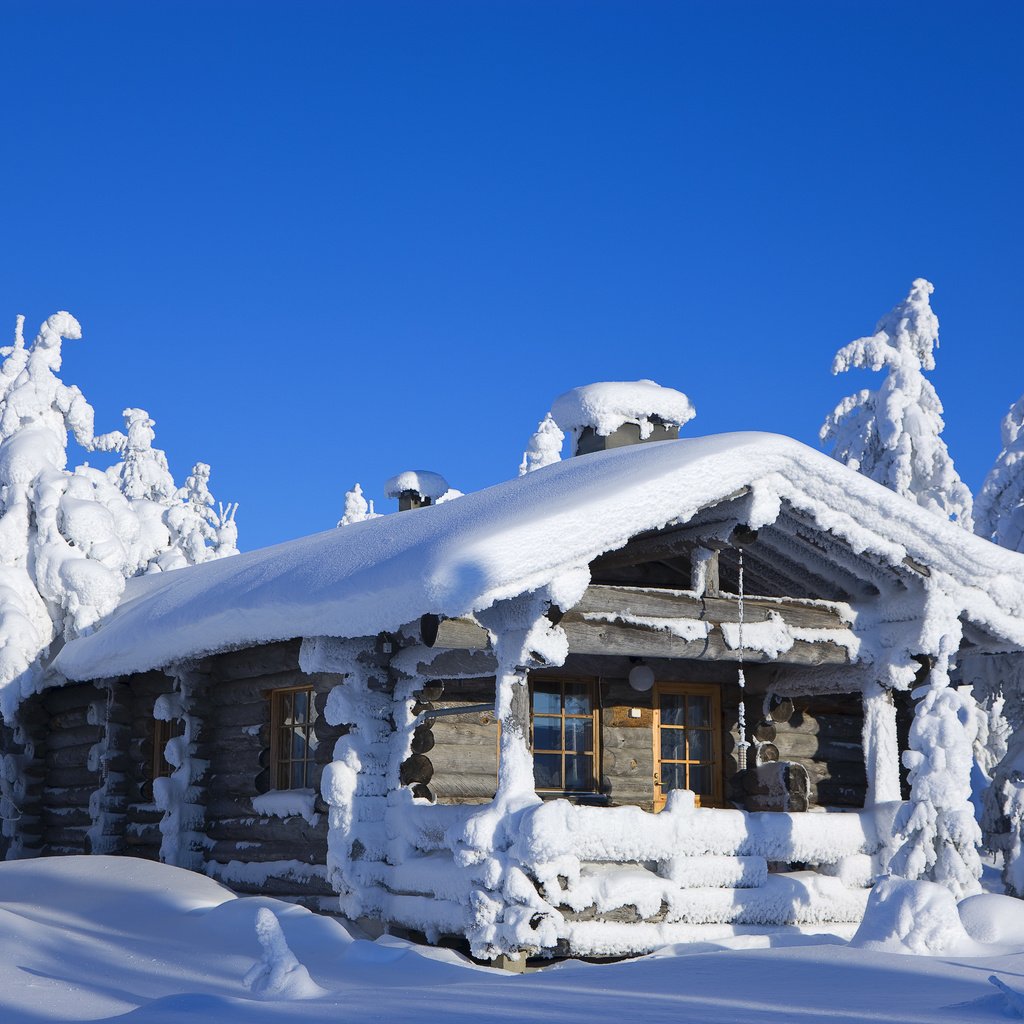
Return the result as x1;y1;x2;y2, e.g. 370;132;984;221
2;858;1024;1022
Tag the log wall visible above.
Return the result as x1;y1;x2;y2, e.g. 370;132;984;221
40;682;106;855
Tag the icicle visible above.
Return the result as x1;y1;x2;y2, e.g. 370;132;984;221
736;547;750;771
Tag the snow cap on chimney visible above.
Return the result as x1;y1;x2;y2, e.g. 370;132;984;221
551;380;696;456
384;470;451;511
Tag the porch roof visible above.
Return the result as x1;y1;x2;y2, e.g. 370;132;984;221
52;431;1024;682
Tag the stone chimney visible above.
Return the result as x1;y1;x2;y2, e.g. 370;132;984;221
384;470;451;511
550;380;696;457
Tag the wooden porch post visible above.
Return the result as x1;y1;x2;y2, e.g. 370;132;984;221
862;680;901;806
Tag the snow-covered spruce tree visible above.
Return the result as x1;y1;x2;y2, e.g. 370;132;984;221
519;413;564;475
156;462;238;571
337;483;380;526
820;279;973;529
0;312;138;717
975;395;1024;550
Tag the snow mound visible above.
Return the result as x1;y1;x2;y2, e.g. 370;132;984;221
958;893;1024;946
384;470;450;500
849;877;984;955
551;379;696;437
243;907;327;1000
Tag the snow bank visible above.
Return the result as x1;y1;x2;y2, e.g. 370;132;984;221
850;877;986;955
52;432;1024;683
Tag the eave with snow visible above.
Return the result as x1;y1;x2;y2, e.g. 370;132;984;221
7;429;1024;960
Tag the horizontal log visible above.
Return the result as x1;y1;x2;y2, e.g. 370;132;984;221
576;586;849;630
431;723;498;747
46;724;104;752
214;871;333;898
45;743;97;770
48;707;90;732
45;765;101;789
204;641;302;682
774;733;864;762
207;839;327;863
209;703;271;730
44;684;103;714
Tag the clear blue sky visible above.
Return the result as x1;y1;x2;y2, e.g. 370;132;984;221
1;2;1021;551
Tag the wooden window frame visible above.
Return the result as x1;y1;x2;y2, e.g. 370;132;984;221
151;716;184;781
652;682;723;811
269;685;319;791
529;678;600;795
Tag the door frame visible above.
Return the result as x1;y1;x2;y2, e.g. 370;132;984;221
652;682;724;811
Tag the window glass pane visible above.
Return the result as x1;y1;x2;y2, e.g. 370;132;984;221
533;753;561;789
291;729;308;760
688;729;711;762
661;730;686;762
660;693;685;726
564;716;592;753
532;684;561;716
564;754;592;792
660;763;686;793
564;683;592;716
305;730;318;754
291;761;304;789
688;764;711;795
293;691;308;722
533;718;561;751
686;696;710;729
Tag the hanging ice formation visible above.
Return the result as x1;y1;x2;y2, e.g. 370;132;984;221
820;279;973;529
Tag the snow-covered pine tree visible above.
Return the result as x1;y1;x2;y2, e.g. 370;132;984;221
519;413;565;475
820;279;973;529
156;462;238;571
338;483;380;526
975;395;1024;550
0;312;137;717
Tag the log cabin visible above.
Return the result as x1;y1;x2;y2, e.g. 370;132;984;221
4;386;1024;961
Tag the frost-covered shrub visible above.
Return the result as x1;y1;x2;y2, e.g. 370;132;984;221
821;279;973;529
337;483;379;526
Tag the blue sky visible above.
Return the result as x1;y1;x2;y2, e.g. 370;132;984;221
1;2;1021;550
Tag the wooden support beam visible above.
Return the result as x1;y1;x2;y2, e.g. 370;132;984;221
420;586;853;666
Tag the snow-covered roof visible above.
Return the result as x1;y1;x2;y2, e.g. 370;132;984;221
383;470;450;501
550;380;696;437
53;432;1024;682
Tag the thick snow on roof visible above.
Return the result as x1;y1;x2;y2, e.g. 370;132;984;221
550;379;696;437
54;432;1024;682
383;470;450;501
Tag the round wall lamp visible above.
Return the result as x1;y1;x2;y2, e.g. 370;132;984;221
628;661;655;692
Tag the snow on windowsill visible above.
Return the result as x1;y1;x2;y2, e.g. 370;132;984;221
252;789;320;826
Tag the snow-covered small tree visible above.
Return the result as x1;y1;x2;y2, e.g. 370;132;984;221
821;279;973;529
975;395;1024;550
156;462;238;571
337;483;380;526
519;413;565;475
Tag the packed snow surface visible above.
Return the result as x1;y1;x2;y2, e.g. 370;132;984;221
3;856;1024;1023
550;379;696;437
52;431;1024;682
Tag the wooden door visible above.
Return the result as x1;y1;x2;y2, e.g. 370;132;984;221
652;683;723;811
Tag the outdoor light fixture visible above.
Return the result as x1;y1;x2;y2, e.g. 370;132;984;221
628;661;655;692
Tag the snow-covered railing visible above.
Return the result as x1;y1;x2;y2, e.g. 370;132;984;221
514;795;882;865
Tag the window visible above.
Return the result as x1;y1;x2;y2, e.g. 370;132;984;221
270;686;319;789
151;717;184;780
530;680;598;793
653;683;722;810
